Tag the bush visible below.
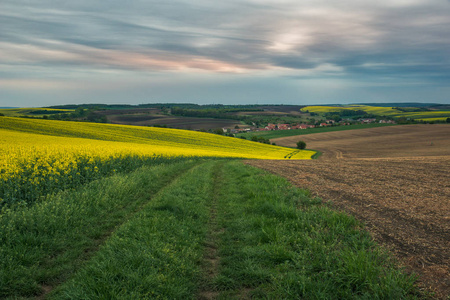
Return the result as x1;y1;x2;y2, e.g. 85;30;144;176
296;140;306;150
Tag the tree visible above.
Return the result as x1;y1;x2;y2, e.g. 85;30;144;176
74;107;87;117
296;140;306;150
446;118;450;123
213;128;224;135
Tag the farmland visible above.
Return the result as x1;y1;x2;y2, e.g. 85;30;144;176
237;123;395;140
0;161;418;299
302;105;450;122
96;108;246;130
0;117;314;208
0;117;314;160
248;124;450;298
0;108;74;117
0;115;422;299
271;124;450;159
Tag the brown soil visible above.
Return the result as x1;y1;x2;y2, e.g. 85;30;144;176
247;124;450;298
108;114;241;130
272;124;450;160
94;107;244;130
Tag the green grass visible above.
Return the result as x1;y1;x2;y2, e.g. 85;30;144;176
211;162;418;299
1;154;187;209
1;160;419;299
0;160;198;298
310;149;323;159
50;161;219;299
238;123;395;140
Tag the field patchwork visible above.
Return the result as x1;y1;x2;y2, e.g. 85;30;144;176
301;105;450;121
0;117;440;298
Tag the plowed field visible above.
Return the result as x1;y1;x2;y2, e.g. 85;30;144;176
247;124;450;298
271;124;450;160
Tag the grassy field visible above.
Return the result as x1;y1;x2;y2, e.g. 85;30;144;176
0;160;419;299
237;123;394;140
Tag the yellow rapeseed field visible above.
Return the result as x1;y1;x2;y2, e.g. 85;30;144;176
0;117;314;206
301;105;401;115
0;117;314;159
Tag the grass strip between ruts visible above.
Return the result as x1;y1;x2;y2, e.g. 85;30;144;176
49;161;217;299
211;161;418;299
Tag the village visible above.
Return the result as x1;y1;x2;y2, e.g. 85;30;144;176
226;118;396;134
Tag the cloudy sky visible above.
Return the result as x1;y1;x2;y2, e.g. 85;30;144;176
1;0;449;107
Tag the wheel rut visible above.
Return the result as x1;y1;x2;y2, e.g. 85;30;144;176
35;165;197;300
197;162;225;300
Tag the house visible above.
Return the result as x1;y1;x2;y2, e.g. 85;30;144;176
379;120;396;124
299;124;315;129
277;124;290;130
265;123;276;130
360;118;377;123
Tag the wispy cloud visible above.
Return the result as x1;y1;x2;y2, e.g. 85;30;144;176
1;0;449;105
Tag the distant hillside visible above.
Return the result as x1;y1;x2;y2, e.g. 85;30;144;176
302;105;450;122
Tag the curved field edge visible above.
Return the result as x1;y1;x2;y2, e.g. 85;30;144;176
0;117;314;207
0;117;315;160
11;161;420;299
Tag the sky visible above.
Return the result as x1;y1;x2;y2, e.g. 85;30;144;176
1;0;449;107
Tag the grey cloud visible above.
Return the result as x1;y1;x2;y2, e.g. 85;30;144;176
1;0;449;105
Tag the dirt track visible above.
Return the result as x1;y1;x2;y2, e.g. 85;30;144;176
247;124;450;298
